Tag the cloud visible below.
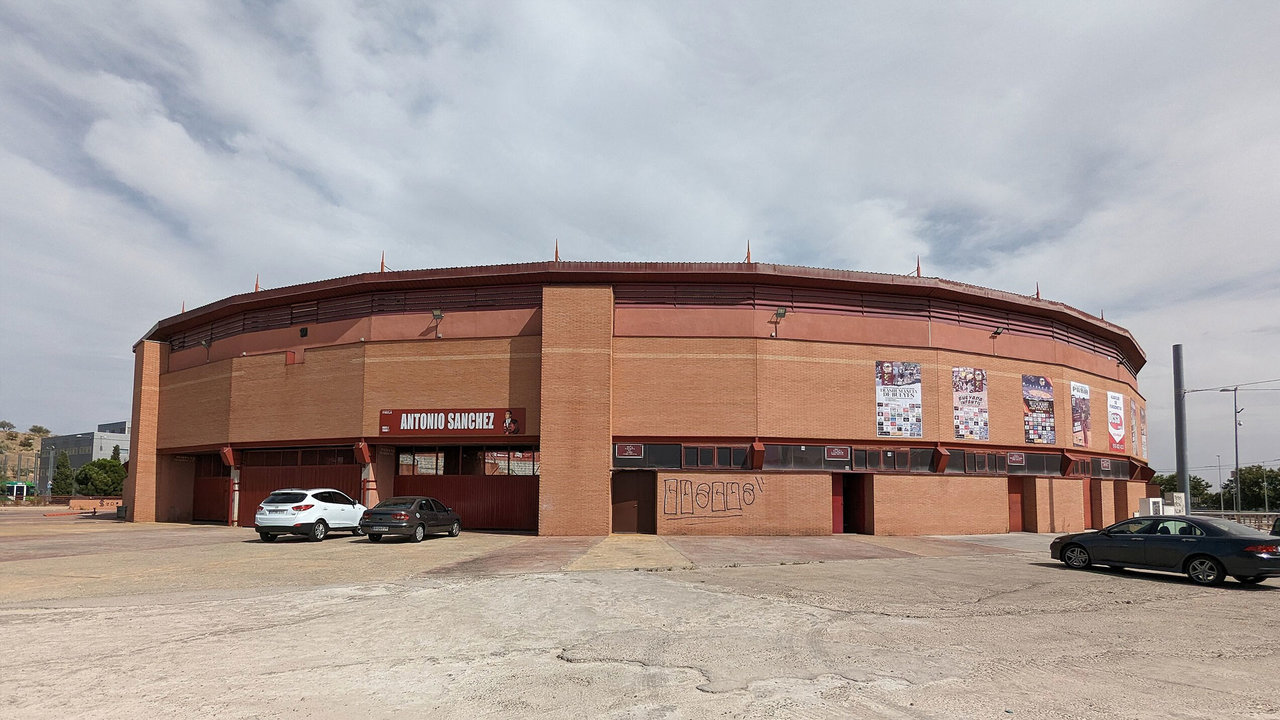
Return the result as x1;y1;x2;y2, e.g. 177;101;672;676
1;1;1278;476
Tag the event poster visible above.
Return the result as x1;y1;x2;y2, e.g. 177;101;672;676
876;361;923;438
1022;375;1055;444
1107;392;1126;452
952;367;989;440
1140;406;1148;459
1070;382;1091;448
1130;398;1138;447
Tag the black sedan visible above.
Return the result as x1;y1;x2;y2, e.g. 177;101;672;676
359;496;461;543
1050;515;1280;586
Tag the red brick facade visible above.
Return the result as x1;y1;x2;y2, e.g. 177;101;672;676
125;262;1155;535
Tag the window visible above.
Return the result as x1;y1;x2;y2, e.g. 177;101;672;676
685;445;750;469
909;449;932;472
614;444;682;469
430;499;447;513
1108;518;1156;535
1151;520;1201;536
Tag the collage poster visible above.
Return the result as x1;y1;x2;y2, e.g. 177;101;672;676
1022;375;1055;444
1107;391;1126;452
952;367;989;440
1140;406;1148;459
876;361;923;438
1070;382;1091;447
1130;398;1138;448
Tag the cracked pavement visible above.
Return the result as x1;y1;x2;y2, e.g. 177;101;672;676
1;507;1277;719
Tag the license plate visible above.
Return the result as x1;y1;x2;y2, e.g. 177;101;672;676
268;509;285;514
371;526;389;532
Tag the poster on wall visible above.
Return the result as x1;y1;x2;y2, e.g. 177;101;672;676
1130;398;1138;447
876;361;923;438
1070;382;1091;447
1107;392;1126;452
1140;406;1148;459
1022;375;1056;444
952;367;989;440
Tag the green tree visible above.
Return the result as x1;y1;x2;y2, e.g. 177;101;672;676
1150;473;1213;507
74;458;127;496
1220;465;1280;511
110;445;121;462
50;451;75;495
0;420;14;431
28;425;51;437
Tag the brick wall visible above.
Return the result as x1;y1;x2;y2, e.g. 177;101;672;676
1022;476;1087;533
654;472;828;535
124;341;164;522
871;474;1008;535
538;286;614;535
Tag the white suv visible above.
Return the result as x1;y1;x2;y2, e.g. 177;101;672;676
254;488;368;542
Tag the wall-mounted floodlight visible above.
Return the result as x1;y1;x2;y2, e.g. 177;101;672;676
774;307;787;320
990;327;1005;337
431;309;444;321
200;338;211;349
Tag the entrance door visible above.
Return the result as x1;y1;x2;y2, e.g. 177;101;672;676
840;474;870;533
1008;477;1024;532
611;471;656;534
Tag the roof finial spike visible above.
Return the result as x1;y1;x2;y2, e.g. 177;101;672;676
1035;282;1040;300
1101;309;1105;321
380;251;386;272
554;239;560;262
916;255;922;277
745;240;752;263
254;274;261;292
181;300;185;313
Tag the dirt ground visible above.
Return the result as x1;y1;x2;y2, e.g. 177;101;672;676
1;506;1276;719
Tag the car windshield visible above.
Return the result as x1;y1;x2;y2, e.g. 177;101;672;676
264;492;307;504
1192;516;1271;537
374;498;417;509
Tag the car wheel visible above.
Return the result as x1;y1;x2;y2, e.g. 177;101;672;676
309;520;328;542
1234;575;1264;585
1186;555;1225;586
352;526;366;536
258;532;276;543
368;534;382;543
449;521;461;537
1063;544;1091;569
411;524;425;543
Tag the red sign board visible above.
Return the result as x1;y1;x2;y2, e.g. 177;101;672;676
615;443;644;458
1007;452;1026;465
1100;458;1111;470
379;408;526;436
825;446;851;461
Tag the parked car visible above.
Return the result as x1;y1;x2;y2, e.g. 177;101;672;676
360;496;461;543
1271;517;1280;537
254;488;367;542
1051;515;1280;586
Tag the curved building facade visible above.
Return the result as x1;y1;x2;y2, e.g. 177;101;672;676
124;262;1155;536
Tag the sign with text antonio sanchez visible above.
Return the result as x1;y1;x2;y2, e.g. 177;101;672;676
380;408;526;436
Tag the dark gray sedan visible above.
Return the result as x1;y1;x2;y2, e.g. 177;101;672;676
1050;515;1280;586
359;496;461;543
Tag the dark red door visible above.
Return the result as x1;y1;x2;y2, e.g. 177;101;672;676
832;476;844;533
611;471;656;534
192;477;229;522
394;475;538;531
1008;477;1024;532
238;466;362;527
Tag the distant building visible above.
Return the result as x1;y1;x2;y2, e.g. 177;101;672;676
38;423;131;493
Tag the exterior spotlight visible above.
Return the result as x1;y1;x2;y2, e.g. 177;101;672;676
774;307;787;320
200;338;211;349
990;327;1005;337
432;309;444;321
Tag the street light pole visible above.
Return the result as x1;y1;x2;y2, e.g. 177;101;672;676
1217;454;1223;513
1220;387;1242;512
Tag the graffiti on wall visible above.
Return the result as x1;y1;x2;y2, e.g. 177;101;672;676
663;477;764;521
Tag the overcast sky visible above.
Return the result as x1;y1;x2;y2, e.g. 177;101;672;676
2;1;1278;481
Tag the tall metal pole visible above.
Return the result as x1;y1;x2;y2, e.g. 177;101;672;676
1172;345;1191;500
1232;387;1241;512
1217;454;1223;513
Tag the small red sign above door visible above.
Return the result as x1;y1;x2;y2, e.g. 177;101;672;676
379;408;526;436
615;443;644;458
1008;452;1026;465
825;446;851;461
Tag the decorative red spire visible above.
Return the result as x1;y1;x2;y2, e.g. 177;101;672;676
554;239;560;262
1035;282;1040;300
254;274;261;292
380;251;386;272
745;240;752;263
916;256;922;277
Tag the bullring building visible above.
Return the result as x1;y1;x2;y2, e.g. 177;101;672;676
123;262;1155;536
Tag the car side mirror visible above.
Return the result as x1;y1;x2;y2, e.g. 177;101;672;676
1099;530;1110;537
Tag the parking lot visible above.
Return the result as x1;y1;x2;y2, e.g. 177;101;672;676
1;506;1276;719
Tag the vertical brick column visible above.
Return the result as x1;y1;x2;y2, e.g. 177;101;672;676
124;340;164;522
538;286;614;535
